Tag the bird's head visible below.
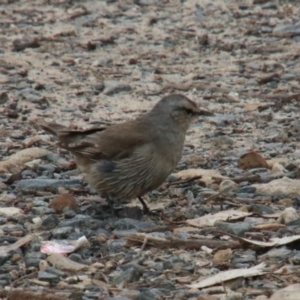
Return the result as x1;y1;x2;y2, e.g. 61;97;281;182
151;94;212;131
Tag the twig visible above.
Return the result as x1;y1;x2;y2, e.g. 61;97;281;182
136;237;148;258
11;270;38;287
126;233;241;250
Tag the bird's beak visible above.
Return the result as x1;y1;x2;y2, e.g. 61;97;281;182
194;108;214;116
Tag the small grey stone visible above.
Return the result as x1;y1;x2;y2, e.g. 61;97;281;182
24;93;43;103
113;267;142;285
62;208;77;218
21;170;37;179
104;81;132;95
250;204;275;214
2;225;25;235
16;178;82;193
31;206;54;215
38;163;56;172
291;252;300;265
262;282;280;289
41;214;59;230
0;252;12;265
69;253;84;264
38;271;60;285
109;240;126;253
237;193;255;199
60;215;104;229
281;73;297;81
25;252;47;268
232;250;257;265
135;289;163;300
52;226;74;239
216;221;252;237
60;107;76;112
114;218;155;232
32;199;49;207
287;218;300;226
0;274;12;285
92;58;112;67
93;82;105;92
273;24;300;37
0;92;9;105
45;266;65;276
237;186;256;193
263;246;292;262
108;297;131;300
96;228;111;237
18;87;40;96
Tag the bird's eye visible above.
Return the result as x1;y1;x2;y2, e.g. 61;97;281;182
184;108;194;115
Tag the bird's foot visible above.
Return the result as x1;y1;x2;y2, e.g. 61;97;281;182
138;196;151;215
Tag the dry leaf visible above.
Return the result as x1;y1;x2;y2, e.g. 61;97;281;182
270;284;300;300
238;151;269;170
254;223;286;231
0;147;49;174
49;194;78;213
188;263;266;289
0;207;23;216
173;227;200;234
253;177;300;196
173;168;227;184
47;253;88;271
244;103;266;111
186;210;252;228
0;234;33;255
212;248;232;266
3;290;68;300
236;234;300;247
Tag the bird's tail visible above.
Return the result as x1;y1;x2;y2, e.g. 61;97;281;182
35;120;68;136
35;119;107;146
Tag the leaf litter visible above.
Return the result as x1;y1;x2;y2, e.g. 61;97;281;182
1;0;300;299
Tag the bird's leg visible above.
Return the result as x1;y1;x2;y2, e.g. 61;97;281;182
106;196;117;216
138;196;150;215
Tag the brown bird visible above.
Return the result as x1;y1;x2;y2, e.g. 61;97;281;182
37;94;212;214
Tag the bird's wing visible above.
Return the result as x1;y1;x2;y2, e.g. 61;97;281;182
37;119;153;161
35;120;68;136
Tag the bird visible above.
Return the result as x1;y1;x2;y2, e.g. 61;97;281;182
36;94;212;214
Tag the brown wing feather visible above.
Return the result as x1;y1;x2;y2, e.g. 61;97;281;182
36;118;154;161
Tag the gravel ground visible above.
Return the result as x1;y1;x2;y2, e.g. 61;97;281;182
1;0;300;299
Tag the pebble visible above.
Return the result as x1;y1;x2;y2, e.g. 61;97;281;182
219;179;238;193
216;221;253;237
273;24;300;37
250;204;275;214
291;252;300;265
60;215;104;230
237;186;256;193
0;207;22;216
113;267;143;285
2;0;300;298
263;247;292;262
135;289;164;300
0;92;9;104
25;252;47;268
52;226;74;239
277;207;299;224
103;81;132;95
114;218;156;231
38;271;60;285
16;178;82;193
92;58;112;67
40;214;60;230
